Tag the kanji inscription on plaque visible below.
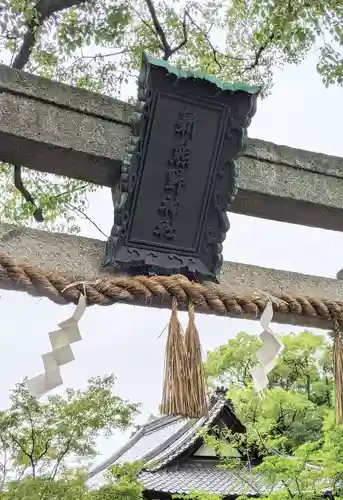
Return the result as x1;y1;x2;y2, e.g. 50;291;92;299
154;108;196;241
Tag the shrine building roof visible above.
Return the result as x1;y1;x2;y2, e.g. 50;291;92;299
88;391;272;497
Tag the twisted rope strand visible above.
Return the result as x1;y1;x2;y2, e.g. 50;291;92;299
1;252;343;324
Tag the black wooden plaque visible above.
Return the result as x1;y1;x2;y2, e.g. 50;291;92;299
105;54;259;282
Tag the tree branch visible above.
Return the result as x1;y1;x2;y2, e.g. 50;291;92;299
9;433;33;464
168;10;188;57
243;0;300;74
50;436;74;479
143;0;189;60
185;10;244;71
12;0;90;222
244;32;275;72
254;428;295;499
63;201;108;238
25;406;36;470
126;0;161;49
12;0;89;71
16;465;29;481
55;183;88;199
0;444;8;492
35;439;52;462
143;0;172;60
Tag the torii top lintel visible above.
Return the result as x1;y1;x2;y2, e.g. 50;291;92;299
0;60;342;234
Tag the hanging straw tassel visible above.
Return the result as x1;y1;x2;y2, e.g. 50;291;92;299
332;317;343;425
160;297;191;417
184;302;208;419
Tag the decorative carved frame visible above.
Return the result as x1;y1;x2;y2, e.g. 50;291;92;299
105;53;259;282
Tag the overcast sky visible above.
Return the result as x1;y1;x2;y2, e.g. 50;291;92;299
0;47;343;468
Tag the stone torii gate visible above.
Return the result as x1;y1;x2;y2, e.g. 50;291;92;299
1;59;343;331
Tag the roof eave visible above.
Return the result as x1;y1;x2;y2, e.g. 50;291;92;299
141;52;261;95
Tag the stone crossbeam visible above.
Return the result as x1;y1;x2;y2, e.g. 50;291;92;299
0;222;341;330
1;65;343;231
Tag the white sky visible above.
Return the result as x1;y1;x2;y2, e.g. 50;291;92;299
0;47;343;468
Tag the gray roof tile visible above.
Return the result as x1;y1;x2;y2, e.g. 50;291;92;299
118;418;187;464
139;462;271;496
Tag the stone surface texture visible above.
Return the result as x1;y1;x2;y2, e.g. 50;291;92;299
0;222;341;329
0;63;132;122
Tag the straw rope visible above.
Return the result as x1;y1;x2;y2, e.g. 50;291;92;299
184;302;209;417
160;297;191;417
332;317;343;424
0;252;343;324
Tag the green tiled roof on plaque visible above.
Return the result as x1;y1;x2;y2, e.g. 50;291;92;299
142;52;261;94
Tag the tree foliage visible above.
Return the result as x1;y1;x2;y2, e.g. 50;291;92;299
0;0;342;228
197;409;343;500
0;462;146;499
0;375;139;489
89;462;145;500
1;475;87;500
173;492;222;500
206;331;333;450
199;330;343;500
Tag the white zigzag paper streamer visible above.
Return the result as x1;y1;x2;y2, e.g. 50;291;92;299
251;301;283;395
26;294;86;398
